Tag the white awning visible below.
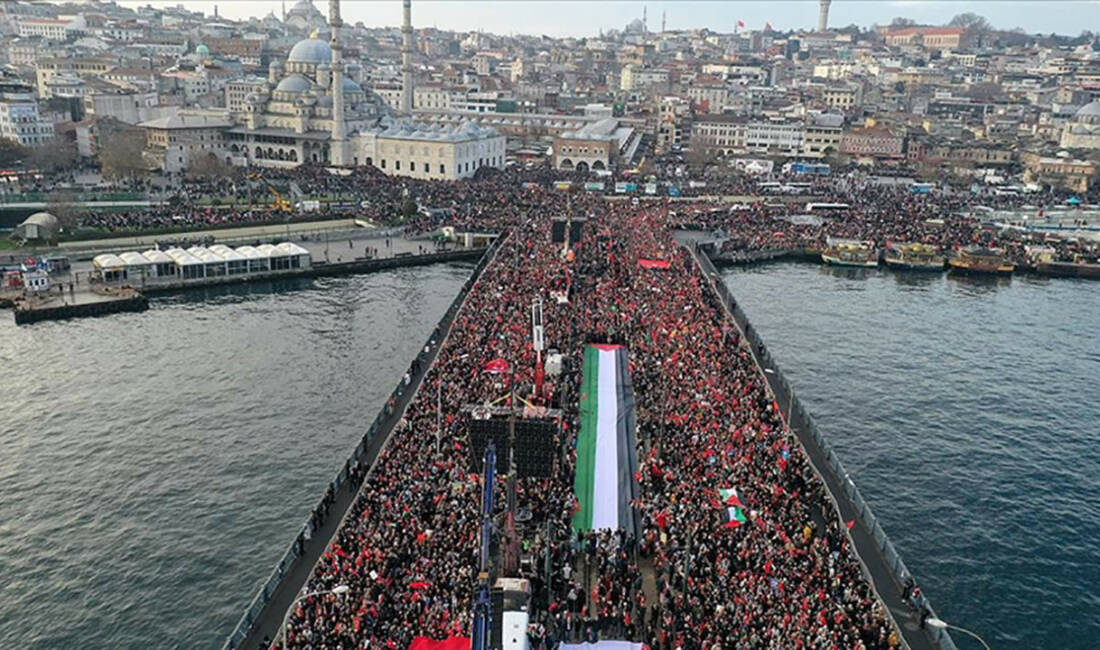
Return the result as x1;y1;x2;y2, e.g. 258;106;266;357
92;253;126;270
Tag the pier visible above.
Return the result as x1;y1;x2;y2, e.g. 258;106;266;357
3;246;487;325
10;286;148;325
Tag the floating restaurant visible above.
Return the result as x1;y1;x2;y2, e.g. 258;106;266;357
91;242;311;285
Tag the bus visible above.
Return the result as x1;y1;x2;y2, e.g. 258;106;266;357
806;202;851;213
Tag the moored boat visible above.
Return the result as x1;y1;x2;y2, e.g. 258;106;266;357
947;246;1014;276
821;237;878;267
884;242;945;272
1026;245;1100;278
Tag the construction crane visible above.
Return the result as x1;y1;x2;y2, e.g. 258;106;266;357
247;172;292;212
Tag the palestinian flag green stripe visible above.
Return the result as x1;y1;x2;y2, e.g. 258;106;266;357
572;344;639;535
572;346;600;531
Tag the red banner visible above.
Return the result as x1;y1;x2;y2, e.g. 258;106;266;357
638;258;671;270
483;358;510;374
409;637;471;650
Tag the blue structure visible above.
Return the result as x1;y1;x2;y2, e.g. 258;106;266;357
472;444;496;650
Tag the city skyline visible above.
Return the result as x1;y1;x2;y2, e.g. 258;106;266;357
113;0;1100;38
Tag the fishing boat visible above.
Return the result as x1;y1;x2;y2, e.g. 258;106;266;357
884;242;945;272
947;246;1014;276
821;238;878;267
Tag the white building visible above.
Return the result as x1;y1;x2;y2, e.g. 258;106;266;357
0;79;55;147
17;15;86;41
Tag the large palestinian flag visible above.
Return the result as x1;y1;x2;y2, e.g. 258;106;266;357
572;344;640;536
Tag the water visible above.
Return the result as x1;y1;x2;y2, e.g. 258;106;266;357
0;265;470;649
722;264;1100;650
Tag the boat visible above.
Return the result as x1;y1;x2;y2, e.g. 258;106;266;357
821;238;878;267
884;242;945;272
947;247;1014;276
1035;259;1100;278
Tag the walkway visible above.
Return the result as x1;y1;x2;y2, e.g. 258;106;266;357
685;239;949;650
231;239;500;650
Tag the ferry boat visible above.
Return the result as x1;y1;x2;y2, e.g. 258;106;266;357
821;238;878;267
947;246;1014;276
884;242;945;272
1029;246;1100;279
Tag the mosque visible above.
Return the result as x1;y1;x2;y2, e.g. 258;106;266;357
282;0;329;34
1059;100;1100;151
148;0;504;181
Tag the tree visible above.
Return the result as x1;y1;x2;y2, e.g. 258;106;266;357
29;138;77;173
98;129;146;180
949;13;991;32
890;17;917;27
0;138;28;167
46;189;81;235
186;151;231;179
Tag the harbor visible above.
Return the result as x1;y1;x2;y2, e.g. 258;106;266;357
1;230;490;324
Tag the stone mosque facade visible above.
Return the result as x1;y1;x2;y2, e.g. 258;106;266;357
204;0;504;181
1060;101;1100;151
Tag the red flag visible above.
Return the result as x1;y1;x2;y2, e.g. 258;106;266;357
846;519;856;530
765;21;773;31
409;638;470;650
737;19;745;28
483;358;510;374
638;258;671;269
410;581;432;590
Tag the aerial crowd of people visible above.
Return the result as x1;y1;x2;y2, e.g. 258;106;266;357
277;195;901;649
55;159;1098;265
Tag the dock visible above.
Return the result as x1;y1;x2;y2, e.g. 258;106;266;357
11;286;148;325
3;247;487;324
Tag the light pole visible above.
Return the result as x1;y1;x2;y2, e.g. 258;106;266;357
925;618;992;650
763;367;793;426
280;584;350;650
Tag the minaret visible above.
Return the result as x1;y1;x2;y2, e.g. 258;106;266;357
661;11;666;34
282;0;286;22
642;5;647;33
818;0;831;32
329;0;347;164
401;0;414;115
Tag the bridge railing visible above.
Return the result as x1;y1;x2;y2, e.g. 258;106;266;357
691;243;958;650
222;235;505;650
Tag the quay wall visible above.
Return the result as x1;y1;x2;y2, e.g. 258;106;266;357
13;293;148;325
225;237;503;650
689;243;958;650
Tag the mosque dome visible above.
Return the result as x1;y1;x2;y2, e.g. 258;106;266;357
195;43;210;57
1075;101;1100;124
276;74;312;93
288;37;332;64
342;77;364;93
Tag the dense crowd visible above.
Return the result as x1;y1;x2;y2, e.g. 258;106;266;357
276;196;900;649
64;160;1098;267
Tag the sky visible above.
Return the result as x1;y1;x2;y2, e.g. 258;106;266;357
115;1;1100;38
